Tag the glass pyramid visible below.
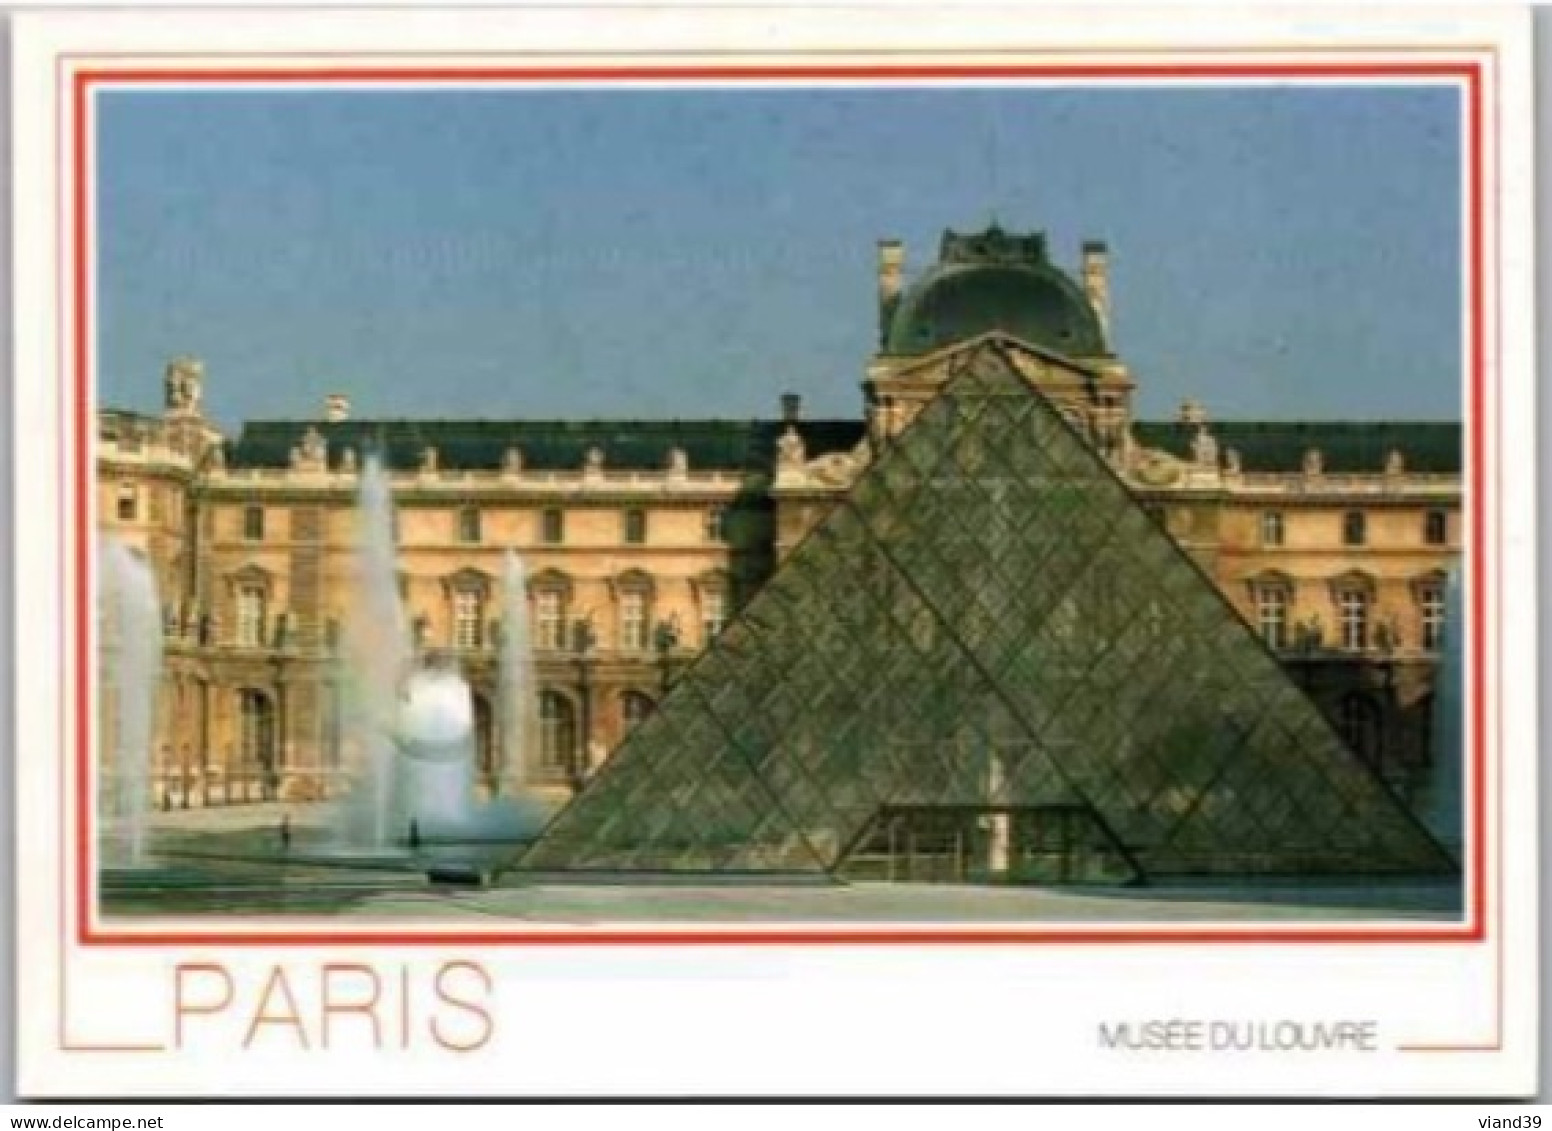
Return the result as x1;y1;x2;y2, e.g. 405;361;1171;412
519;344;1458;883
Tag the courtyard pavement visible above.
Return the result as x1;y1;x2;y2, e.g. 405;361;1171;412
98;803;1463;924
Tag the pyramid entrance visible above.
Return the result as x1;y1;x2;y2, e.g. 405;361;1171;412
517;343;1457;885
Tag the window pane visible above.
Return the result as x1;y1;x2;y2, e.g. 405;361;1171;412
536;591;562;650
236;586;265;648
620;592;647;652
454;589;482;650
702;590;726;644
624;509;647;545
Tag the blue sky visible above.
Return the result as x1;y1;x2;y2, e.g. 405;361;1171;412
97;84;1461;425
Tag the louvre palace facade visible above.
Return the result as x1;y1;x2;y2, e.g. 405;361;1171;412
96;223;1462;829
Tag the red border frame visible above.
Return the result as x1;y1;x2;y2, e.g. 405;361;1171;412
69;58;1492;948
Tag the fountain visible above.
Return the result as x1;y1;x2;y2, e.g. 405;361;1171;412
395;665;478;835
97;454;551;896
1421;566;1464;859
328;453;551;864
98;538;163;866
339;453;413;850
499;550;539;793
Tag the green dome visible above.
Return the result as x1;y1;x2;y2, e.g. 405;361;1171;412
882;226;1108;358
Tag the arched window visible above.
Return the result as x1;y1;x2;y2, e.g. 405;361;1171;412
621;690;654;733
539;690;577;775
1252;580;1291;649
1336;588;1371;651
1419;581;1447;651
529;571;573;651
1340;693;1384;772
235;585;267;648
452;588;484;650
237;688;276;772
442;569;490;651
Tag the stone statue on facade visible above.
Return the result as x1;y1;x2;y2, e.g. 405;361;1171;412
420;445;439;474
1191;425;1219;469
1385;449;1406;477
666;446;689;478
777;425;807;472
164;356;204;416
1224;447;1242;476
340;446;357;473
300;426;326;465
584;446;605;474
503;446;523;475
1302;447;1324;478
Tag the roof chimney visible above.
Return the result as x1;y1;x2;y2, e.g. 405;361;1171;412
781;393;803;424
324;394;350;423
1081;239;1111;341
877;239;905;345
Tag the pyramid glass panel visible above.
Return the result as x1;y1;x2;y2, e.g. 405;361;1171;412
519;343;1457;882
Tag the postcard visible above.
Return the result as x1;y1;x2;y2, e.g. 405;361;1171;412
11;4;1538;1098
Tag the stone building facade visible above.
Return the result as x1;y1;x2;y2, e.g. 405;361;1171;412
96;224;1462;808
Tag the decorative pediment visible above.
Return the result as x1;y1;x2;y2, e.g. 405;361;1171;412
1244;569;1297;598
441;567;492;598
887;331;1100;384
225;563;274;592
527;568;573;599
691;569;733;599
1409;568;1450;600
609;568;656;598
1327;569;1378;598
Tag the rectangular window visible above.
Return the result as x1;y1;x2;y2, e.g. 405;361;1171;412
624;508;648;545
1256;587;1289;650
702;590;726;643
1339;590;1370;652
1424;510;1448;547
1342;510;1367;547
1421;586;1446;651
458;506;482;544
453;590;482;650
536;591;563;650
235;586;266;648
242;505;265;541
704;506;728;543
116;484;138;522
542;508;565;545
1260;511;1285;547
619;591;648;652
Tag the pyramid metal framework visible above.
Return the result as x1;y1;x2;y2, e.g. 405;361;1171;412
519;345;1457;883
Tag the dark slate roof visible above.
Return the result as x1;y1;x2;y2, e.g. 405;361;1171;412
1133;421;1462;475
883;224;1108;358
225;419;866;473
222;417;1461;477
